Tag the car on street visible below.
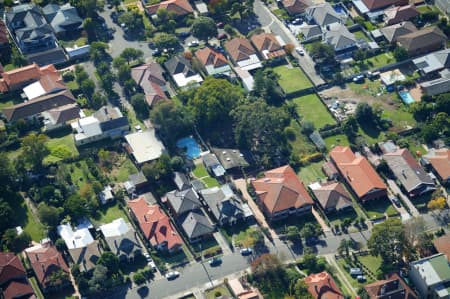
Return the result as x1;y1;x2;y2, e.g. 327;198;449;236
240;248;252;256
292;18;302;25
188;40;199;47
390;196;401;208
152;49;161;56
144;253;151;261
208;257;222;267
296;47;304;56
165;271;180;280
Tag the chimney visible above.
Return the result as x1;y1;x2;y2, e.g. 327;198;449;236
41;263;45;273
56;258;60;266
73;240;76;247
35;254;39;261
144;215;147;222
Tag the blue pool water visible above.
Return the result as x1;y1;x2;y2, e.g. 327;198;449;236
398;90;415;105
333;4;345;13
176;137;201;160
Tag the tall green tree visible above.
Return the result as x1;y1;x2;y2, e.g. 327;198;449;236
191;17;218;41
120;48;144;65
20;133;49;170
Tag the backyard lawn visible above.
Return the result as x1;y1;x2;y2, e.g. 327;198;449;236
291;94;336;129
353;30;370;41
297;161;326;184
192;164;219;188
324;134;350;150
69;160;94;188
111;156;138;182
288;120;317;157
358;254;382;276
382;108;416;129
273;65;313;94
92;203;129;225
44;133;79;164
202;176;220;188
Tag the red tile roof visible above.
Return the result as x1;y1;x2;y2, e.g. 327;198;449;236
385;5;419;25
427;149;450;182
224;37;257;62
283;0;310;15
0;63;59;93
128;197;183;251
25;243;69;289
3;280;35;299
195;47;228;68
362;0;407;11
433;234;450;262
0;253;27;284
131;62;168;107
251;165;313;215
364;273;417;299
0;20;8;45
330;146;386;200
305;272;344;299
147;0;194;16
250;33;285;59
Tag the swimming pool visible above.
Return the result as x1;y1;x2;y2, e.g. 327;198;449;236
333;4;345;13
398;90;415;105
176;137;201;160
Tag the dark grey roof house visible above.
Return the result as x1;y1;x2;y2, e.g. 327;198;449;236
173;171;190;191
203;153;226;178
305;3;344;28
180;210;214;242
200;184;252;226
164;55;203;88
42;3;83;36
165;188;202;217
212;148;250;170
413;49;450;75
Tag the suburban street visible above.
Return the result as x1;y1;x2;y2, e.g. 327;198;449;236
253;0;325;86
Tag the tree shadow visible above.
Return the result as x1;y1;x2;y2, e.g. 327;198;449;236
359;121;381;139
137;286;149;298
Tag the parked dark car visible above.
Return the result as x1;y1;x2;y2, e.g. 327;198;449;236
209;257;222;267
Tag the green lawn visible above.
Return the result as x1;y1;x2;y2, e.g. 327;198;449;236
202;176;219;188
273;8;289;20
347;53;395;75
288;120;317;157
358;254;382;275
22;202;45;242
382;108;416;129
44;133;79;164
220;221;252;245
324;134;350;150
291;94;336;129
297;161;326;184
69;160;93;188
92;203;129;225
353;30;370;41
327;208;358;226
205;285;232;299
363;199;397;219
111;156;138;182
273;65;313;94
193;164;208;178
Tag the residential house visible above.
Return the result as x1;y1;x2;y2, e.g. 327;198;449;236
0;252;35;299
200;184;253;226
250;33;286;60
57;224;101;272
42;3;83;36
146;0;194;18
251;165;314;221
433;234;450;261
282;0;311;15
0;63;61;93
179;210;215;243
299;24;322;42
397;26;447;56
194;1;209;15
420;68;450;96
124;129;166;165
203;153;226;178
380;21;417;44
5;4;66;65
424;148;450;185
383;148;435;197
228;278;262;299
127;197;183;252
384;5;418;25
224;37;262;71
164;55;203;88
305;3;344;28
173;171;191;191
409;253;450;299
323;23;357;52
195;47;232;76
212;148;250;171
131;62;170;108
364;273;417;299
124;171;149;194
165;188;202;217
0;21;9;49
25;240;70;293
71;105;129;146
330;146;387;202
99;185;114;205
353;0;407;15
413;49;450;75
309;182;353;213
322;161;339;180
99;218;142;262
305;272;344;299
41;103;81;131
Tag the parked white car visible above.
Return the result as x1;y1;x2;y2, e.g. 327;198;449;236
165;271;180;280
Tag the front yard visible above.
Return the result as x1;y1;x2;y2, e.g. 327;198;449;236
205;285;232;299
363;198;398;219
291;94;336;129
273;65;313;94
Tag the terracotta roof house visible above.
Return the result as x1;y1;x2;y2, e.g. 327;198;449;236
383;148;435;197
282;0;311;15
195;47;232;76
305;272;344;299
128;197;183;252
147;0;194;17
250;33;286;60
397;26;447;56
361;0;408;11
25;241;70;293
0;63;59;93
384;5;419;25
41;103;81;131
0;252;35;299
165;188;202;217
425;148;450;185
179;210;215;243
433;234;450;261
330;146;387;202
364;273;417;299
224;37;262;71
131;62;169;108
251;165;314;221
310;182;353;213
380;21;417;43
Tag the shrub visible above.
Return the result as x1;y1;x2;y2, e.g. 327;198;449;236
284;126;296;141
214;291;222;297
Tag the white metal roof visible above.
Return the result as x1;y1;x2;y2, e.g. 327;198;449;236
125;130;166;164
57;224;95;249
99;218;130;238
23;81;46;100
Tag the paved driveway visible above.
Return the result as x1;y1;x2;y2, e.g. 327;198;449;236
387;179;420;217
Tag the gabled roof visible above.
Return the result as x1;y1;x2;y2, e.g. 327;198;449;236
433;234;450;262
147;0;194;16
306;3;343;27
251;165;313;214
166;188;202;215
324;23;356;50
380;21;417;43
195;47;228;68
164;55;197;76
25;243;69;288
45;103;80;125
250;33;285;59
3;89;76;122
362;0;407;10
283;0;311;15
43;3;82;34
224;37;258;62
69;241;101;272
0;63;57;93
200;184;245;224
413;49;450;74
173;171;190;191
311;182;353;211
128;197;183;250
0;253;27;284
180;210;214;239
131;62;168;107
330;146;387;199
397;26;447;53
384;5;419;25
364;273;417;299
305;272;344;299
300;24;323;40
383;148;435;194
100;218;142;258
426;148;450;181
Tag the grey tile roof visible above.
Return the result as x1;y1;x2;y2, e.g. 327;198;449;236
200;184;245;225
181;210;214;239
300;24;323;40
166;188;202;215
306;3;343;27
164;55;197;77
380;21;417;43
69;241;101;272
413;49;450;74
104;229;142;260
173;172;190;191
324;23;356;50
43;3;83;34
